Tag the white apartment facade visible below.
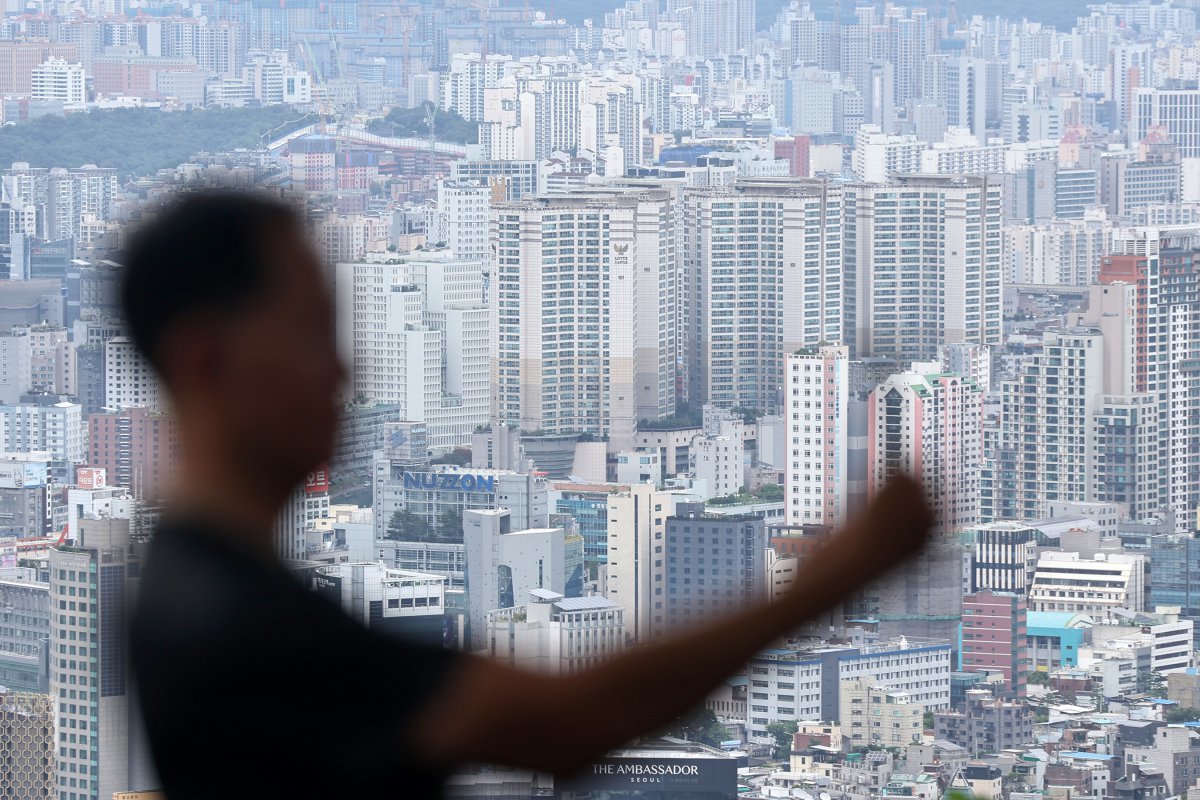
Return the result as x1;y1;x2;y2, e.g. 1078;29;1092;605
844;175;1003;361
869;365;984;532
490;189;675;449
784;345;851;527
103;338;161;412
996;328;1106;520
682;179;843;411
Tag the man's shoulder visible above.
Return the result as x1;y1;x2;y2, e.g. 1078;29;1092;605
132;518;289;641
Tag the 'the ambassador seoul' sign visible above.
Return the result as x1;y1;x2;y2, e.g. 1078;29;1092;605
402;472;497;493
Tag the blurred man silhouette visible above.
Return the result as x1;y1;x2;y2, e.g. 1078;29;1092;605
125;190;933;800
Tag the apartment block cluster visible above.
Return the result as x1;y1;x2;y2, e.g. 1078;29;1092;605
8;0;1200;797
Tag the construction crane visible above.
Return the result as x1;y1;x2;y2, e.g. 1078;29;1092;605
470;0;490;65
299;38;334;128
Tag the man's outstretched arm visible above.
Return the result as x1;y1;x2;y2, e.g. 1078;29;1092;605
406;475;934;778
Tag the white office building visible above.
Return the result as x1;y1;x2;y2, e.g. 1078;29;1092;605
0;400;84;463
1030;551;1146;619
485;588;625;675
745;638;952;744
463;508;584;650
31;58;85;104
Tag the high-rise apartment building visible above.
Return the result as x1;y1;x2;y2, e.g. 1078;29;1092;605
869;366;983;533
102;338;161;413
1100;229;1200;532
993;328;1107;521
426;179;492;266
783;345;865;527
491;189;676;448
923;55;988;139
844;176;1003;361
687;0;755;58
682;179;843;410
1132;87;1200;156
49;517;156;800
868;365;983;643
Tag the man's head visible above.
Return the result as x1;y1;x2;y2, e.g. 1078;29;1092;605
121;191;346;491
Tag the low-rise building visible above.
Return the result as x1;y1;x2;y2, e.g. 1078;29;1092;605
840;679;924;750
484;589;624;675
311;562;448;647
933;689;1034;756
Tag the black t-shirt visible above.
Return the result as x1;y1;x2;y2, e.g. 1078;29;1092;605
129;516;462;799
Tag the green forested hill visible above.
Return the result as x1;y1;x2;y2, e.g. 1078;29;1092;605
0;106;316;178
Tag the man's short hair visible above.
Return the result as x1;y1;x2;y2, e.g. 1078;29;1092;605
120;190;302;373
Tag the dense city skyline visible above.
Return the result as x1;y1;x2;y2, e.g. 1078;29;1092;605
3;0;1200;798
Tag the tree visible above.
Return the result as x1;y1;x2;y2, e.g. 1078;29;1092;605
1166;707;1200;724
1137;668;1167;696
0;105;319;178
366;102;479;144
766;720;799;759
1027;671;1050;686
730;406;763;425
438;507;464;542
386;509;433;541
923;711;935;730
660;706;729;748
430;447;472;466
755;483;784;501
